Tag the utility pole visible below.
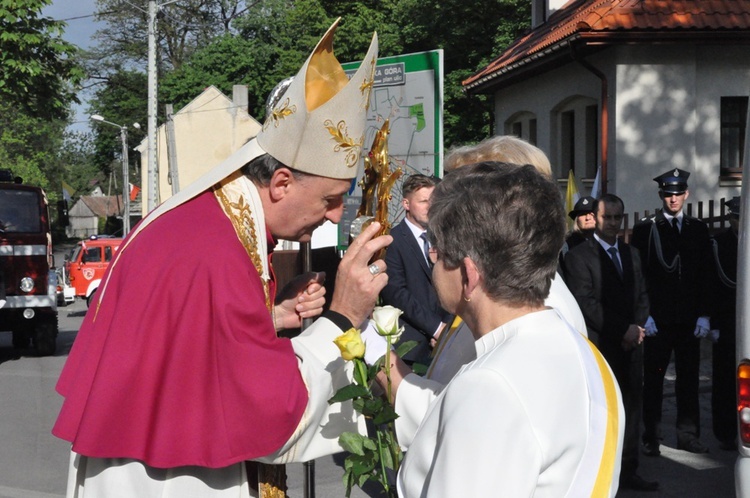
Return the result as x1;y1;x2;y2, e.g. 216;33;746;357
120;125;130;235
165;104;180;195
90;115;139;237
147;0;159;212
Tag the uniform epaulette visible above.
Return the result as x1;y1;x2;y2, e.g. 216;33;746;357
634;215;656;226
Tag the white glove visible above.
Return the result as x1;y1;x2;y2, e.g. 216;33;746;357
709;329;720;343
693;316;711;339
644;316;658;337
360;320;389;365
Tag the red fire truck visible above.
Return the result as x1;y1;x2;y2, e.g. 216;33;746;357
62;236;123;307
0;171;58;355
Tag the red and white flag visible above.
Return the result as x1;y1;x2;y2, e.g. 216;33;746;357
129;183;141;201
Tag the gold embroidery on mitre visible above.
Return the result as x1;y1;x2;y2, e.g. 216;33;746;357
262;98;297;131
325;119;364;168
213;184;272;312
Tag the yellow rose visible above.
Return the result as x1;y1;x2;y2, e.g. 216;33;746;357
372;305;404;341
333;328;366;361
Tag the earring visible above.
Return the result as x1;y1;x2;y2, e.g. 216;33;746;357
463;296;471;302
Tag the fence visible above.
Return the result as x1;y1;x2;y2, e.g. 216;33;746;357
620;197;733;243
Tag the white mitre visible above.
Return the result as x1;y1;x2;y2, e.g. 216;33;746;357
127;18;379;238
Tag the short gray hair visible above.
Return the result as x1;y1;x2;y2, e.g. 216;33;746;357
241;153;307;186
428;161;565;306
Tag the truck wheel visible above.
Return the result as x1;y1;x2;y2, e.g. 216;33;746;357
86;289;97;308
12;328;31;349
34;315;58;356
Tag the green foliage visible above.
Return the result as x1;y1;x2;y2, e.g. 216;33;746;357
0;98;65;190
0;0;83;120
88;69;148;174
330;350;403;497
391;0;531;146
89;0;532;176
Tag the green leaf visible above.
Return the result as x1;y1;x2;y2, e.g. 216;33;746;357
395;340;418;358
329;384;370;404
412;362;429;375
339;431;369;456
363;437;378;452
373;404;399;425
380;444;394;469
360;397;385;417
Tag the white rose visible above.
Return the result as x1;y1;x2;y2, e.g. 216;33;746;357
372;305;404;342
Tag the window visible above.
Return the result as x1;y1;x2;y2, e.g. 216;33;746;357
505;112;538;145
552;96;598;179
721;96;749;178
561;110;575;175
83;247;101;263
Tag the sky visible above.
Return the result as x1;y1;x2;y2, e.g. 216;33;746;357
43;0;102;131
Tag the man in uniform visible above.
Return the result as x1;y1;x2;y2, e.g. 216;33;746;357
381;174;453;365
53;20;387;496
631;168;712;456
709;196;740;450
565;193;658;491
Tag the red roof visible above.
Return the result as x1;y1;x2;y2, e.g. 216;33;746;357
464;0;750;92
81;195;124;218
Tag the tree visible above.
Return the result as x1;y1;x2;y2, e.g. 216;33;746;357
91;0;247;73
391;0;530;146
90;0;531;154
88;69;148;174
0;0;83;121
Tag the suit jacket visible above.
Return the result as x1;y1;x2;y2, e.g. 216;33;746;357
564;238;650;361
630;211;711;327
380;221;452;363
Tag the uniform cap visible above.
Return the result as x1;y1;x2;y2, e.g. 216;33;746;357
568;196;596;220
653;168;689;194
256;19;378;180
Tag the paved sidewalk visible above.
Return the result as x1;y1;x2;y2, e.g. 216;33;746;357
618;340;736;498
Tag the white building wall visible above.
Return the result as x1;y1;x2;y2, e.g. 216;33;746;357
492;44;749;217
614;44;747;214
492;55;605;191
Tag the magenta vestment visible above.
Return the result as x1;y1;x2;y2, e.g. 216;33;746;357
53;190;308;469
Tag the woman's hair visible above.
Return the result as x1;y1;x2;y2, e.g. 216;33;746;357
444;135;552;179
428;161;565;307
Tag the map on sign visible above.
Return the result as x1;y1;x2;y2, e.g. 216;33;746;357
339;50;444;248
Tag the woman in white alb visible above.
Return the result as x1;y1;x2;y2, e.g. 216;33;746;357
377;162;624;497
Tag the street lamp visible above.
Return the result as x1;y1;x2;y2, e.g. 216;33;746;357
90;115;140;237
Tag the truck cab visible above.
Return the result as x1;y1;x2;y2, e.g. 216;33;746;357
0;172;58;355
63;236;123;307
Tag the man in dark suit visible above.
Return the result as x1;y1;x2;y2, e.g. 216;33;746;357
381;174;452;366
631;168;712;456
709;196;740;450
565;193;658;492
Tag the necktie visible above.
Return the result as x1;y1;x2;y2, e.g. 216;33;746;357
671;217;680;236
420;232;432;268
607;246;623;278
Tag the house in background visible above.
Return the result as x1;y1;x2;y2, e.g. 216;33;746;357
135;85;262;215
67;192;124;239
465;0;750;214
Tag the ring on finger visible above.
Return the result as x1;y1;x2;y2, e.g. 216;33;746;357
368;263;381;276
